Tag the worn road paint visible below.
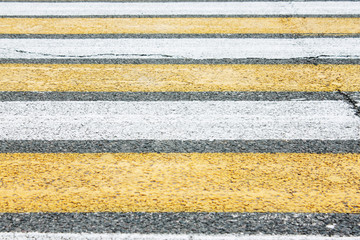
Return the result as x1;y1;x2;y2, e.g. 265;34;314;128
1;2;360;16
1;18;360;34
0;153;359;213
1;38;360;60
0;101;359;140
0;64;359;92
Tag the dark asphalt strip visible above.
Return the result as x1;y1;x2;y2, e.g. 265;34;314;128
0;91;348;101
0;213;359;236
2;34;360;39
1;140;359;153
1;58;360;64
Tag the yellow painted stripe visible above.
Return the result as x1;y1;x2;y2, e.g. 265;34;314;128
1;153;359;213
1;18;360;34
1;64;359;92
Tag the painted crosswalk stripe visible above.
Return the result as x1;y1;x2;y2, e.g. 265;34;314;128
0;101;359;140
1;18;360;34
1;2;360;17
0;38;359;61
0;64;359;92
1;153;359;212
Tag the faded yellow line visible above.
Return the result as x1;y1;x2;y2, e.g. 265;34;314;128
1;153;359;213
1;18;360;34
1;64;359;92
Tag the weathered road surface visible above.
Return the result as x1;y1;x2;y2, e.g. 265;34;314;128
0;1;360;239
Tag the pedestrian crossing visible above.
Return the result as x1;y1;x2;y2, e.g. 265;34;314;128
0;0;359;239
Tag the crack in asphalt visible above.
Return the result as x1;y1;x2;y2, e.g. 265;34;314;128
337;90;360;118
2;48;178;58
301;55;360;65
2;48;360;61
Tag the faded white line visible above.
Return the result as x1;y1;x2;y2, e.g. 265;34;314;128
0;101;359;140
0;38;359;60
0;233;360;240
0;2;360;16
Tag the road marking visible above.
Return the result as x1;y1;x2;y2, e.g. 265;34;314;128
1;2;360;16
1;38;359;60
1;64;359;92
1;18;360;34
0;233;360;240
0;101;359;140
0;1;359;237
1;153;359;212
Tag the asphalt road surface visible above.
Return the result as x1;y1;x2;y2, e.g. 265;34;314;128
0;0;360;239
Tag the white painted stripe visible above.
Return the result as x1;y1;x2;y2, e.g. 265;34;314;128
0;2;360;16
0;101;359;140
0;38;360;60
0;233;360;240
